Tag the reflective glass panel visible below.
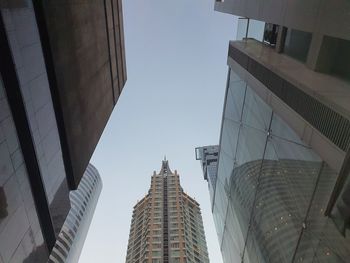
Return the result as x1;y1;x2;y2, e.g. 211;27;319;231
0;76;48;262
214;68;349;263
1;3;70;235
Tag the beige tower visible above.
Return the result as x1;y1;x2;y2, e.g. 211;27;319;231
125;159;209;263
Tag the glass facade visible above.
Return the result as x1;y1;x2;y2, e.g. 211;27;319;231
48;164;102;263
213;69;350;262
1;1;70;235
195;146;219;209
0;76;48;262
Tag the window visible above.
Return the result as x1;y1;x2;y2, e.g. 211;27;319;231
152;243;161;249
153;224;161;229
152;237;161;242
152;251;161;257
153;230;161;235
315;36;350;81
171;242;180;248
263;23;279;46
282;28;312;62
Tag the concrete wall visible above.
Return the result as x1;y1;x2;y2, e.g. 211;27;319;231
40;0;127;188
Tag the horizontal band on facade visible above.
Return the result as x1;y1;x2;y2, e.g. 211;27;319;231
228;43;350;152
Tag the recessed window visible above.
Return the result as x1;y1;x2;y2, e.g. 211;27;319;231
263;23;279;47
282;29;312;62
316;36;350;81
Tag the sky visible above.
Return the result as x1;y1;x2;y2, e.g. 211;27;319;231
79;0;236;262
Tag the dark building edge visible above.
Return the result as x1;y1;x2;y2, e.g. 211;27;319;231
103;0;116;104
326;147;350;215
0;13;56;251
212;67;231;214
116;0;127;89
31;0;76;190
110;0;121;97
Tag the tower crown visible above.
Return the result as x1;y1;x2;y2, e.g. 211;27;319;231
159;157;172;175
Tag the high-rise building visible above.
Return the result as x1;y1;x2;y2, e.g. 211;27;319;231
197;1;350;262
0;0;126;262
125;159;210;263
49;164;102;263
195;146;219;208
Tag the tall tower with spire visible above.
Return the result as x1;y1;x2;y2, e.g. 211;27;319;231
125;160;209;263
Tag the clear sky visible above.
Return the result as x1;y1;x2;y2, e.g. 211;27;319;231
79;0;236;262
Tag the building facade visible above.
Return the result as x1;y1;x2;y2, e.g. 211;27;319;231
197;1;350;262
125;160;209;263
0;0;126;262
195;146;219;209
49;164;102;263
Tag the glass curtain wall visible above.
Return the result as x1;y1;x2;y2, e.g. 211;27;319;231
0;76;48;262
1;2;70;235
213;68;350;263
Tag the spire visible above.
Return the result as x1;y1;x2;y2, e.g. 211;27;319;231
159;157;172;175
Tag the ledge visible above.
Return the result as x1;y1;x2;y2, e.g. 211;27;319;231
228;39;350;152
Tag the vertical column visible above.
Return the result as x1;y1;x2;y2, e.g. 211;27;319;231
163;175;169;263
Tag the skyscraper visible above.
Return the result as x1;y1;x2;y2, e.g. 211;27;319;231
125;159;209;263
0;0;126;262
197;1;350;262
48;164;102;263
195;146;219;208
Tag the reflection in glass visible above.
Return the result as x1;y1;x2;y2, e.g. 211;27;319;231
0;76;48;262
283;29;312;63
236;18;265;42
213;69;350;263
241;86;272;132
1;2;71;235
